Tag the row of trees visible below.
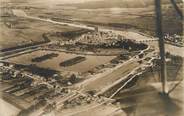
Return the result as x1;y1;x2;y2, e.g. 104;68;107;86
76;39;148;51
32;53;58;62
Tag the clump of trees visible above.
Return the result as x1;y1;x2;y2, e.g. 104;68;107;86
14;64;58;78
54;29;92;39
27;64;58;78
76;39;148;51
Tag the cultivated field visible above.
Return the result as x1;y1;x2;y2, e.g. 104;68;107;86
0;2;81;50
112;56;184;116
6;50;116;73
22;0;183;36
83;60;139;93
1;0;182;50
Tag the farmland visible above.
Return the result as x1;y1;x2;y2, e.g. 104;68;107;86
5;50;116;73
0;0;183;116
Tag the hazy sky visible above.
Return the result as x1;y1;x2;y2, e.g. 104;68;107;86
33;0;102;4
27;0;103;9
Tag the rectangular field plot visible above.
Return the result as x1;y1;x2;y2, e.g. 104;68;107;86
5;50;116;73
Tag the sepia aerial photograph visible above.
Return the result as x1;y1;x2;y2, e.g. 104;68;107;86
0;0;183;116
